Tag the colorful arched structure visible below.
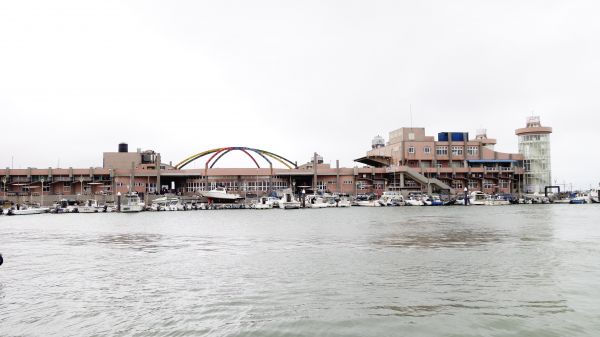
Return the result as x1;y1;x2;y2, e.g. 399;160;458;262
175;147;298;171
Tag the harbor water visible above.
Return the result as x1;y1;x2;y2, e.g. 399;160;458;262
1;206;600;336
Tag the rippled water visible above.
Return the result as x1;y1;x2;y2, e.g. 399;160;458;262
1;206;600;336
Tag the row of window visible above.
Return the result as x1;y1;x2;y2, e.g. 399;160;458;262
407;146;479;156
185;180;290;192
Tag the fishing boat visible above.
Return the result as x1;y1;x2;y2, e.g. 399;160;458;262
50;199;79;213
252;197;273;209
423;195;443;206
279;190;301;209
305;195;330;208
120;192;145;213
333;194;352;207
469;191;488;206
7;204;50;215
77;199;101;213
570;193;588;204
378;191;404;206
405;194;425;206
484;195;511;206
150;197;170;211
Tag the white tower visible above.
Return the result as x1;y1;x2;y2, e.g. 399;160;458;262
515;116;553;193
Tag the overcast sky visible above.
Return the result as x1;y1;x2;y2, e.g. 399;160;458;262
1;1;598;188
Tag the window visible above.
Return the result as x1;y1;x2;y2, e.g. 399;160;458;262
483;180;495;189
467;146;479;156
424;146;431;154
408;146;415;154
43;185;50;192
500;180;510;189
343;180;353;185
451;146;463;156
452;181;464;189
468;180;478;189
405;180;418;188
436;146;448;156
451;161;464;168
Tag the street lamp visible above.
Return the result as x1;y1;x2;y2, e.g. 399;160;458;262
40;177;45;206
79;176;84;199
1;176;6;200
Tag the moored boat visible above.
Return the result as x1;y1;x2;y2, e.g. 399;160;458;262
279;190;301;209
201;187;242;202
120;192;145;213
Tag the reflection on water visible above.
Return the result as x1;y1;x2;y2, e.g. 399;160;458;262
97;233;164;253
0;206;600;337
373;228;506;248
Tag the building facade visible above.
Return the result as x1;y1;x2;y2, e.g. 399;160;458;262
515;116;553;194
0;119;549;205
355;126;525;195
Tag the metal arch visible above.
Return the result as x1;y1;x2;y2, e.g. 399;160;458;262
177;147;298;170
209;149;234;168
257;150;297;168
204;148;232;169
176;148;221;169
207;147;261;169
210;147;273;169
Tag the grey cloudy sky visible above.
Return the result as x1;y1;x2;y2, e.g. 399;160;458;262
1;0;598;188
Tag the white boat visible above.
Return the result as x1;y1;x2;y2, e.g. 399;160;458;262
201;187;242;201
7;205;50;215
469;191;488;206
150;197;170;211
378;191;405;206
77;199;101;213
484;195;511;206
171;198;185;211
252;197;273;209
51;199;78;213
355;200;381;207
279;190;301;209
305;195;330;208
120;192;145;213
405;195;425;206
333;194;352;207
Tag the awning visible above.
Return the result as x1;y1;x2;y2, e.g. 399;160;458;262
354;156;389;168
467;160;517;164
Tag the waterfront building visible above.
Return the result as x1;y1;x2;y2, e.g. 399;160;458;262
0;119;547;205
0;145;387;205
355;127;525;195
515;116;553;194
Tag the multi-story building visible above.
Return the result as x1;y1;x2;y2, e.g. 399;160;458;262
515;116;553;194
355;127;525;195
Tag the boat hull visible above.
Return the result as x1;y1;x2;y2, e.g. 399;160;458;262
121;205;144;212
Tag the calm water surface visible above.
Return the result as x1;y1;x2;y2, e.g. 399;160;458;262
1;206;600;336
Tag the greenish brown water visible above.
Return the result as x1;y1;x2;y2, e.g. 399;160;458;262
1;205;600;336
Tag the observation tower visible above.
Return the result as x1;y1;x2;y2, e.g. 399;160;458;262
515;116;553;193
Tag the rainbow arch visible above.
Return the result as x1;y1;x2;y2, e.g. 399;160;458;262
175;147;297;170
